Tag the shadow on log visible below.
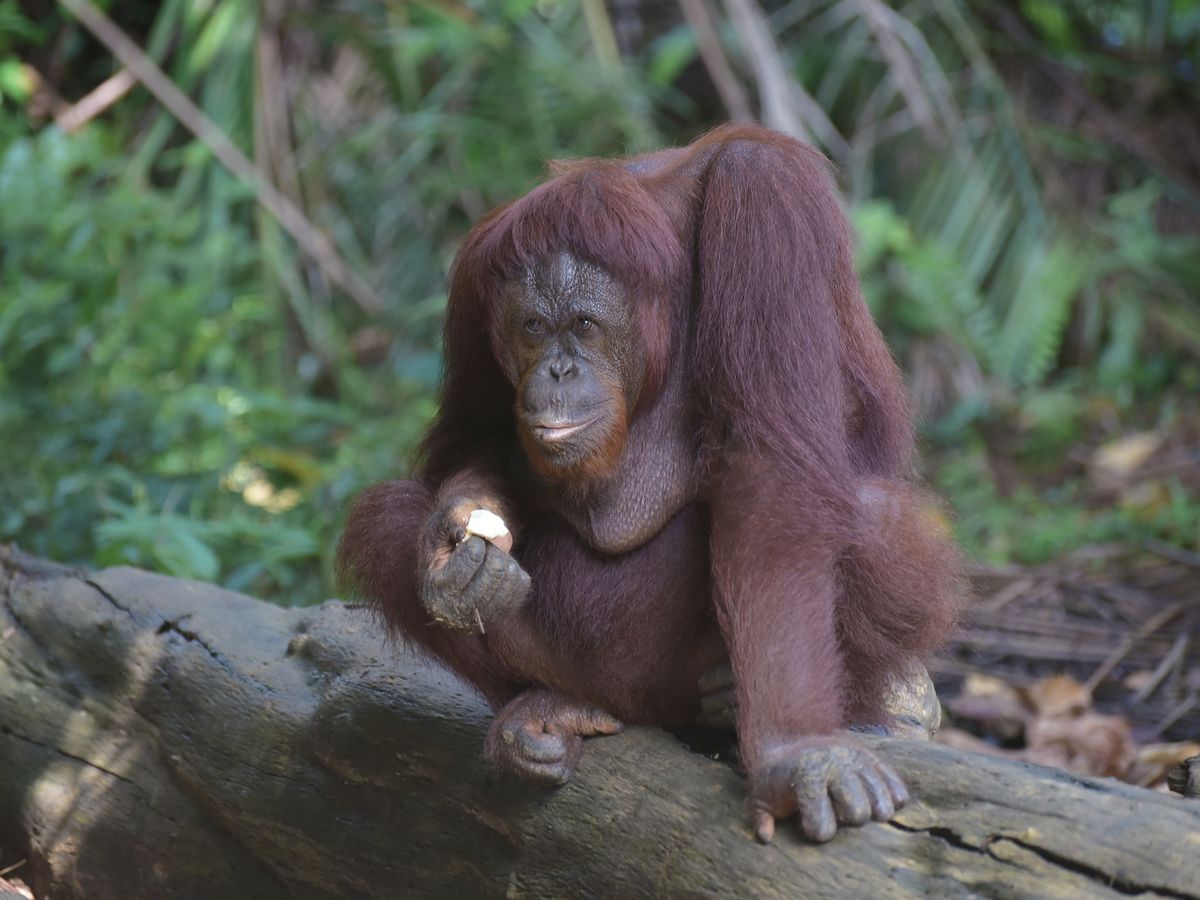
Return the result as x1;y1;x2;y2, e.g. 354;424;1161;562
1;546;1198;899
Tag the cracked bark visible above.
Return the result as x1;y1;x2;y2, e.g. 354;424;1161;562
1;546;1198;900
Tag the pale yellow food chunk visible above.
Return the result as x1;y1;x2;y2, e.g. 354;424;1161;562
464;508;510;544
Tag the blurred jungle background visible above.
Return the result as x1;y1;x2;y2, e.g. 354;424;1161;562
1;1;1199;780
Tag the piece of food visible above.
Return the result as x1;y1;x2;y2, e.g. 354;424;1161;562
463;508;512;552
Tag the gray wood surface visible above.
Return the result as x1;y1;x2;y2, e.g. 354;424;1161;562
1;547;1197;899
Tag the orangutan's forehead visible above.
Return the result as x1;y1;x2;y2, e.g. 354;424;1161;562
518;252;625;318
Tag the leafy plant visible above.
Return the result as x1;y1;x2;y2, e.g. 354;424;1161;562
2;0;1197;598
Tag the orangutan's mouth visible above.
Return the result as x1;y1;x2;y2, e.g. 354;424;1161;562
533;415;601;443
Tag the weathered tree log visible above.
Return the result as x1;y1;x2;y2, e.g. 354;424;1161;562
1;547;1198;900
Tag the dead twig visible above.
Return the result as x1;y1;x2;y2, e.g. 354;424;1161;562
677;0;753;123
1130;632;1190;706
57;0;384;314
978;575;1035;612
854;0;942;143
721;0;849;160
1083;600;1188;695
582;0;622;75
1143;539;1200;570
55;67;136;133
1148;690;1200;741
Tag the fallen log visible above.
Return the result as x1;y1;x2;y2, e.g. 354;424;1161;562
1;547;1197;899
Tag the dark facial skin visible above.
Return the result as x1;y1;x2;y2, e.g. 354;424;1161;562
498;252;698;554
500;253;643;485
418;255;654;633
418;254;647;632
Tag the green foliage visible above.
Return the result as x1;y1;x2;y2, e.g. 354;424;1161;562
283;0;665;323
1;0;1197;596
0;127;390;600
936;441;1199;566
855;182;1200;396
0;1;664;603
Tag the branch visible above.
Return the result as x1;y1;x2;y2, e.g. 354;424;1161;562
721;0;849;161
57;0;384;314
677;0;754;123
55;68;136;133
1;546;1197;898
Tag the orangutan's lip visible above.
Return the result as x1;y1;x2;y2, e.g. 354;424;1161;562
533;415;601;443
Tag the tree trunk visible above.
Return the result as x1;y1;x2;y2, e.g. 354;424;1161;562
1;547;1196;899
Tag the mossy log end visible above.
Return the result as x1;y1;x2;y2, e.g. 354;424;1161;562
1;547;1197;899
